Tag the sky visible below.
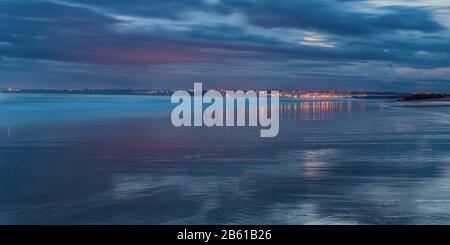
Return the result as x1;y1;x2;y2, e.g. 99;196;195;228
1;0;450;91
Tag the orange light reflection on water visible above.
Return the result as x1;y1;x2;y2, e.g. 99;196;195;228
280;101;368;121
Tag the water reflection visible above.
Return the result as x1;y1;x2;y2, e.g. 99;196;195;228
280;101;370;121
1;95;450;224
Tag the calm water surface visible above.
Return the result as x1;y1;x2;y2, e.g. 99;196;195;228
1;93;450;224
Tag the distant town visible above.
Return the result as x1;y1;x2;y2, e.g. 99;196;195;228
2;88;449;101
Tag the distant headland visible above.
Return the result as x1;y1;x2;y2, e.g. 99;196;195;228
2;88;412;99
401;93;450;101
2;88;173;96
3;88;450;101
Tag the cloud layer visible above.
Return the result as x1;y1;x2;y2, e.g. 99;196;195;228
1;0;450;91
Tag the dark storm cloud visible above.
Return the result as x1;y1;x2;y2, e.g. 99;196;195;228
227;0;444;35
62;0;231;19
0;0;450;90
64;0;445;35
0;1;217;65
0;0;446;66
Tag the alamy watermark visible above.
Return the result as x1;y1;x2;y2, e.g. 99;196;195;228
171;83;280;137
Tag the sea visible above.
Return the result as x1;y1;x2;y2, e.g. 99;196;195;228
1;93;450;224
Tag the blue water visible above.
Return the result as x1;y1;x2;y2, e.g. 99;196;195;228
1;93;450;224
